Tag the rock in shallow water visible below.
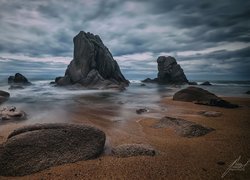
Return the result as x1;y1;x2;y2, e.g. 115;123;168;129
55;31;129;89
0;106;26;121
0;90;10;104
0;123;106;176
173;86;239;108
142;56;188;85
112;144;156;157
8;73;31;85
153;116;214;137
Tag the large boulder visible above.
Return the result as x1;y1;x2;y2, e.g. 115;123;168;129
0;90;10;104
173;86;238;108
8;73;31;85
143;56;188;84
0;123;106;176
55;31;129;89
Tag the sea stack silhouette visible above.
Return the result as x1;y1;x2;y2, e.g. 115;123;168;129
55;31;129;89
143;56;188;84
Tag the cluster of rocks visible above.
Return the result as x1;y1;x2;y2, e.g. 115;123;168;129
173;86;239;108
8;73;31;89
0;123;156;176
0;106;26;121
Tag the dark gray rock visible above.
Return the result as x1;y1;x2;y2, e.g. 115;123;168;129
0;106;26;121
112;144;156;157
200;81;212;86
173;86;239;108
0;123;106;176
189;81;198;85
246;91;250;94
0;90;10;104
142;56;188;84
153;116;214;137
55;31;129;89
136;108;149;114
8;73;31;85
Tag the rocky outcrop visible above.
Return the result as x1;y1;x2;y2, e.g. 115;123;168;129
0;106;26;121
55;31;129;89
0;90;10;104
8;73;31;85
112;144;156;157
142;56;188;84
153;116;214;137
0;123;106;176
173;86;239;108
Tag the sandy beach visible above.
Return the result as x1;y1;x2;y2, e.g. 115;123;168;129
0;96;249;180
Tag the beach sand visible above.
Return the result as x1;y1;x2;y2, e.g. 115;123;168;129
0;97;250;179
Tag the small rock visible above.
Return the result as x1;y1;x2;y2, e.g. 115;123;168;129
246;91;250;94
136;108;149;114
0;106;26;121
199;111;222;117
217;161;225;165
189;81;198;85
112;144;156;157
200;81;212;85
140;83;146;86
8;73;31;85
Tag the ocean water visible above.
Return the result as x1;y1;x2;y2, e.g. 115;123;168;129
0;79;250;126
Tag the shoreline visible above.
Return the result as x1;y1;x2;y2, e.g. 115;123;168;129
0;96;250;179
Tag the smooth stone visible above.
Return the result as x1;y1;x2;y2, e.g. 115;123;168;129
0;123;106;176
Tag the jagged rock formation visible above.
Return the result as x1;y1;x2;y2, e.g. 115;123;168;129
55;31;129;89
8;73;31;85
143;56;188;84
173;86;239;108
0;123;106;176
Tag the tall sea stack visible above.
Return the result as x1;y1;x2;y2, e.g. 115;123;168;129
143;56;188;84
55;31;129;89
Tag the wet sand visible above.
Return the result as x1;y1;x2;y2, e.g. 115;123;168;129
0;97;250;179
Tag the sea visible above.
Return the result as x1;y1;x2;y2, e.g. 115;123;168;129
0;78;250;127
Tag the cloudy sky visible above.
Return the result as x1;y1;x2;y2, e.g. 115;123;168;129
0;0;249;81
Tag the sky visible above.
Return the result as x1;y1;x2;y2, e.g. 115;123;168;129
0;0;250;81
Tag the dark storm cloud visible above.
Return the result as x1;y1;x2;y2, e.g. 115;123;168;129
0;0;249;80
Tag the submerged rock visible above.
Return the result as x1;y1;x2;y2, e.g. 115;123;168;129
9;85;24;90
112;144;156;157
0;106;26;121
173;86;238;108
0;123;106;176
142;56;188;84
136;108;149;114
199;111;222;117
55;31;129;89
8;73;31;85
0;90;10;104
153;116;214;137
200;81;212;86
